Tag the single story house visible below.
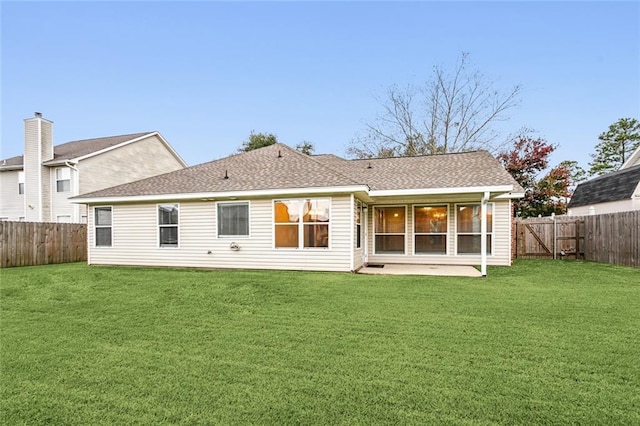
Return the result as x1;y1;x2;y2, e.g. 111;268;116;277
72;143;524;276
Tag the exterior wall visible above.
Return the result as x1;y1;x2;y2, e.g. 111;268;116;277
0;171;24;220
366;197;513;266
87;196;353;272
568;197;640;216
78;134;185;196
49;166;76;222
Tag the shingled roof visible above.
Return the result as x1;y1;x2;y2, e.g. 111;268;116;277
74;144;523;201
0;132;155;169
568;164;640;208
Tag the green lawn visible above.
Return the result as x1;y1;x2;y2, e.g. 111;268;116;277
1;261;639;425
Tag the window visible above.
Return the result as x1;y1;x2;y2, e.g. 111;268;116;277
18;171;24;195
94;207;112;247
414;205;447;255
158;204;179;247
274;198;330;249
356;201;362;249
218;202;249;237
56;167;70;192
456;204;493;255
374;206;406;254
57;215;71;223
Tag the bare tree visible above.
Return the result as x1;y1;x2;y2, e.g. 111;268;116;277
347;53;521;158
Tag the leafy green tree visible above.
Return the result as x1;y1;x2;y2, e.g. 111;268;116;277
238;131;278;152
295;141;315;155
588;118;640;176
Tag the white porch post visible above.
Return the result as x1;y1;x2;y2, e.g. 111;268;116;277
481;191;489;277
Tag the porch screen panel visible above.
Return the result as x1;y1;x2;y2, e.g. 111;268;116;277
456;204;493;254
374;206;405;254
414;206;447;254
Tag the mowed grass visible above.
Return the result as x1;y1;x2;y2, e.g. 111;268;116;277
1;261;639;425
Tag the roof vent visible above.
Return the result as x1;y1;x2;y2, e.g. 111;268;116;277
224;170;229;179
34;112;42;118
367;162;372;169
277;150;282;158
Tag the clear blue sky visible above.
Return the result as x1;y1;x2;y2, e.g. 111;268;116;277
2;1;639;171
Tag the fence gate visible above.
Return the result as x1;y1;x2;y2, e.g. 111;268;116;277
514;217;584;259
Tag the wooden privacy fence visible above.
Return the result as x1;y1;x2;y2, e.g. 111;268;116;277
514;211;640;268
0;221;87;268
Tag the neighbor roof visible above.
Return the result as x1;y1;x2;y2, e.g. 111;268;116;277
568;164;640;208
0;132;155;169
73;143;523;201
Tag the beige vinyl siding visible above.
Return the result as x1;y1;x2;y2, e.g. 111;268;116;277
23;119;42;221
0;171;25;220
50;166;75;222
78;134;185;195
367;198;513;266
88;196;353;272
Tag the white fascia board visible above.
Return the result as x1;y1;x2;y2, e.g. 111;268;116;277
0;165;24;171
620;145;640;170
369;185;515;198
494;192;525;199
72;132;188;167
71;185;371;204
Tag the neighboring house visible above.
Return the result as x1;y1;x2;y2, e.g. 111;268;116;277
567;165;640;215
0;113;187;223
72;143;524;275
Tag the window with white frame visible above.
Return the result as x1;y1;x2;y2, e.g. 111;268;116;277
94;207;112;247
217;202;249;237
374;206;406;254
274;198;330;249
158;204;179;247
18;171;25;195
456;204;493;255
414;205;447;255
56;167;70;192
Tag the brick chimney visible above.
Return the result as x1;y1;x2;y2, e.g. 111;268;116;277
23;112;54;221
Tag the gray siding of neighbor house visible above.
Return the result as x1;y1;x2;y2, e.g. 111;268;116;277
78;134;185;196
0;171;24;220
87;196;354;272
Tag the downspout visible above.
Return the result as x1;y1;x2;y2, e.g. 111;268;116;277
481;191;489;277
65;161;80;222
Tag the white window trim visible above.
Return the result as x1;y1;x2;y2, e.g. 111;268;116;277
157;203;180;249
56;167;71;193
454;202;494;256
94;206;113;248
373;205;408;255
413;204;449;256
216;201;251;239
355;200;362;250
272;198;332;250
18;171;25;195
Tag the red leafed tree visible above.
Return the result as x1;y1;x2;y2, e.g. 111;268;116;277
498;132;577;218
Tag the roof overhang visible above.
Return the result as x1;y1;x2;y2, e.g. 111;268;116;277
369;185;522;199
0;165;24;171
71;185;371;204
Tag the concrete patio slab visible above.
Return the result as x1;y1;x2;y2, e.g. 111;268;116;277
358;264;482;277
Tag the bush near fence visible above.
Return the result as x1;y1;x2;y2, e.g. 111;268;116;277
514;210;639;268
0;221;87;268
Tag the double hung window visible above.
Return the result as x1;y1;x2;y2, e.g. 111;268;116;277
356;201;362;249
218;202;249;237
56;167;70;192
158;204;179;247
18;171;24;195
94;207;112;247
